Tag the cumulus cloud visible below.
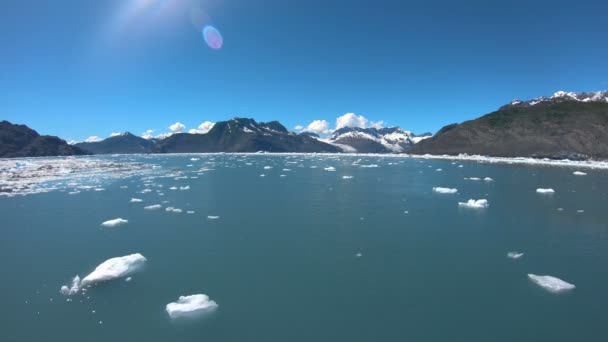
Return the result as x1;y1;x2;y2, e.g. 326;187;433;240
142;130;155;139
294;125;304;131
110;132;122;137
85;136;103;143
528;274;575;293
335;113;384;130
166;294;218;319
169;122;186;133
301;120;332;135
189;121;215;134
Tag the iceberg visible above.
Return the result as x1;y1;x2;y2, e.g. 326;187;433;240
458;199;489;209
101;218;128;228
536;188;555;194
528;274;575;293
507;251;524;259
433;187;457;194
573;171;587;176
166;294;218;319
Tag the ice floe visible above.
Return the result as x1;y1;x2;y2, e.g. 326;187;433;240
433;187;457;194
458;199;489;209
342;175;354;179
528;274;575;293
166;294;218;319
484;177;493;182
144;204;162;210
573;171;587;176
207;215;220;220
61;254;147;295
536;188;555;194
130;198;143;203
166;207;182;213
507;251;524;259
324;167;336;171
100;218;128;228
360;164;379;168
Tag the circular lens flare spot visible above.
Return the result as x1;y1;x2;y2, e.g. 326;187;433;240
203;25;223;50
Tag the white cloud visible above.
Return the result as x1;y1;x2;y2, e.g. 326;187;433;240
335;113;384;130
85;136;103;143
294;125;304;131
189;121;215;134
110;132;122;137
142;130;155;139
169;122;186;133
155;132;173;140
304;120;332;134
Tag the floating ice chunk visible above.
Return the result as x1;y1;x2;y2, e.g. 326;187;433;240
263;166;273;170
536;188;555;194
166;294;218;319
144;204;162;210
60;276;81;296
166;207;182;213
484;177;493;182
130;198;143;203
577;209;584;213
81;253;147;287
342;176;354;179
355;253;362;257
324;167;336;171
433;187;457;194
458;165;464;168
467;177;481;181
125;277;132;282
280;174;287;177
360;164;379;168
507;251;524;259
68;191;80;195
180;186;190;190
101;218;128;228
573;171;587;176
282;168;291;171
259;174;265;177
190;158;199;161
207;216;220;220
186;211;195;214
528;274;575;293
458;199;489;209
169;186;177;190
436;168;442;172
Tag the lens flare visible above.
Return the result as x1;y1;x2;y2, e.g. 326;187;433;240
203;25;223;50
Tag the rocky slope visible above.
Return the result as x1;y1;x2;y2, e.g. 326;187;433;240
410;91;608;160
155;118;341;153
325;127;431;153
74;132;157;154
0;121;87;158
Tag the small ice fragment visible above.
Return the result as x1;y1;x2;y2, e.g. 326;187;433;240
528;274;575;293
207;216;220;220
166;294;218;319
130;198;143;203
144;204;162;210
433;187;457;194
324;167;336;171
484;177;493;182
536;188;555;194
263;166;273;170
507;251;524;259
100;218;128;228
573;171;587;176
342;176;353;179
458;199;489;209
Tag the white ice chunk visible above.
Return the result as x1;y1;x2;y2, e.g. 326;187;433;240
166;294;218;319
166;207;182;213
484;177;493;182
207;216;220;220
507;251;524;259
81;253;146;287
528;274;575;293
536;188;555;194
100;218;128;228
324;167;336;171
263;166;273;170
458;199;489;209
433;187;457;194
60;275;81;296
342;176;353;179
144;204;162;210
573;171;587;176
130;198;143;203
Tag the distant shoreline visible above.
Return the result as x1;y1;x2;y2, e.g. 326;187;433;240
2;152;608;170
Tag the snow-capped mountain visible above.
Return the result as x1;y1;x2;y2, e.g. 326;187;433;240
506;91;608;108
323;127;432;153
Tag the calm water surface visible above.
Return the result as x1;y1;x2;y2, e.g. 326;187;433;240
1;154;607;342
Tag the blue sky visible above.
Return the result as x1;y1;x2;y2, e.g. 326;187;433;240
1;0;607;141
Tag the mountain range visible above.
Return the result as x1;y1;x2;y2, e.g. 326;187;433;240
2;90;608;159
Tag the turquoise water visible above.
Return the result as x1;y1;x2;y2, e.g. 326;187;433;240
1;154;607;341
